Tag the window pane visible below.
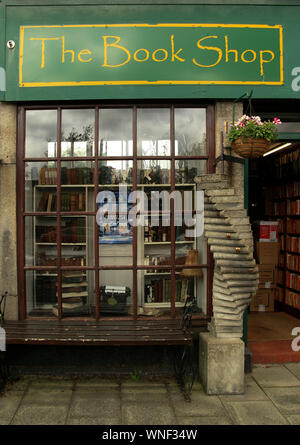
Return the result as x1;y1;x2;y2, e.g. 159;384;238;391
26;216;57;267
138;160;171;184
61;216;94;267
175;108;206;156
25;110;57;158
175;159;206;184
61;161;94;185
99;109;133;156
137;108;170;156
25;161;57;212
61;109;95;157
26;271;58;316
99;270;133;316
98;160;133;185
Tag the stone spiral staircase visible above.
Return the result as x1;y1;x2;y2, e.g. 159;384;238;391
195;174;259;338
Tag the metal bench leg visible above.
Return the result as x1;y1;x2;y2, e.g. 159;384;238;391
174;344;196;401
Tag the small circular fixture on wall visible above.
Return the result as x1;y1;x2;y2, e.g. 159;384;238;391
7;40;16;49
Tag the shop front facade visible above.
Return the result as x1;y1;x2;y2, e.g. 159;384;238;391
0;1;300;379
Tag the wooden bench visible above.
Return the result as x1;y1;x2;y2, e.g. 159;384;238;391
1;297;196;396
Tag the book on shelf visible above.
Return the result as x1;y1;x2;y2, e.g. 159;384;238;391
37;193;57;212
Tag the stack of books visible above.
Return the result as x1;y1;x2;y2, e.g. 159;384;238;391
52;271;89;316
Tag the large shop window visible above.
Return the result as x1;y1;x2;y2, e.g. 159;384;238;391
18;104;214;319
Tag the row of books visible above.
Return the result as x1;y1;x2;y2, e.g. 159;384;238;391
286;182;300;198
285;289;300;309
287;200;300;215
36;255;86;267
268;182;300;200
286;253;300;273
274;286;284;303
286;271;300;292
286;218;300;234
273;149;300;179
144;278;189;303
37;192;86;212
286;236;300;253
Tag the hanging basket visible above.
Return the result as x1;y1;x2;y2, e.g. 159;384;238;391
231;137;272;158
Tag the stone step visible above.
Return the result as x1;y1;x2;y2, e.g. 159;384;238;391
204;203;217;211
195;173;229;183
214;311;243;320
224;217;250;226
223;274;258;282
210;195;241;204
205;228;241;242
204;217;230;226
227;280;258;288
213;305;245;316
213;202;244;210
219;209;248;218
217;259;256;268
205;225;235;233
199;181;230;190
210;245;249;254
205;188;235;197
208;238;244;247
213;252;253;261
215;319;243;327
213;299;247;310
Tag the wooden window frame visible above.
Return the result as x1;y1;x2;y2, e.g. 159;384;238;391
17;102;215;321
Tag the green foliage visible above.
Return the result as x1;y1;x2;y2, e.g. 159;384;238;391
130;370;142;381
228;115;281;143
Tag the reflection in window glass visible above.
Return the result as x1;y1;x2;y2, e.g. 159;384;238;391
25;110;57;158
61;109;95;157
137;108;170;156
99;109;133;156
175;108;206;156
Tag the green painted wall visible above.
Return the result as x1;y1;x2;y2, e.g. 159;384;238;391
1;1;300;101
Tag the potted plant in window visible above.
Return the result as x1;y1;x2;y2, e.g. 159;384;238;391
228;115;281;158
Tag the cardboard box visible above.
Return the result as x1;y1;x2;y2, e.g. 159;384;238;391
250;288;275;312
255;241;280;266
258;265;275;289
258;221;279;242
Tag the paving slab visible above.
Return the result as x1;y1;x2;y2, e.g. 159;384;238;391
219;375;268;402
11;405;69;425
121;384;169;402
264;387;300;415
29;377;74;389
169;387;224;417
224;401;289;425
21;387;72;406
122;401;176;425
67;416;121;425
0;391;24;423
252;365;300;387
287;415;300;425
284;363;300;379
179;416;233;425
75;377;120;389
69;389;120;419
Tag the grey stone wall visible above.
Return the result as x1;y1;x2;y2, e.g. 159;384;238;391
215;101;245;204
0;102;18;320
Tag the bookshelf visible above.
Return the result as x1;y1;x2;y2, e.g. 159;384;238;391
138;183;200;308
263;145;300;313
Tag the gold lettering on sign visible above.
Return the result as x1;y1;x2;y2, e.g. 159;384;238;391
30;37;60;68
192;36;222;68
102;36;131;68
260;50;275;76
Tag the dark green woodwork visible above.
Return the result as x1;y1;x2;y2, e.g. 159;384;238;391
1;2;300;101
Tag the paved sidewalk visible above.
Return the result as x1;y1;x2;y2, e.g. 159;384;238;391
1;363;300;425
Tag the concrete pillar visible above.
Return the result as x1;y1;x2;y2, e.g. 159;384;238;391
0;102;18;320
199;332;245;395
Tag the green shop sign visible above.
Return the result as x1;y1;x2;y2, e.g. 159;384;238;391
19;24;283;87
